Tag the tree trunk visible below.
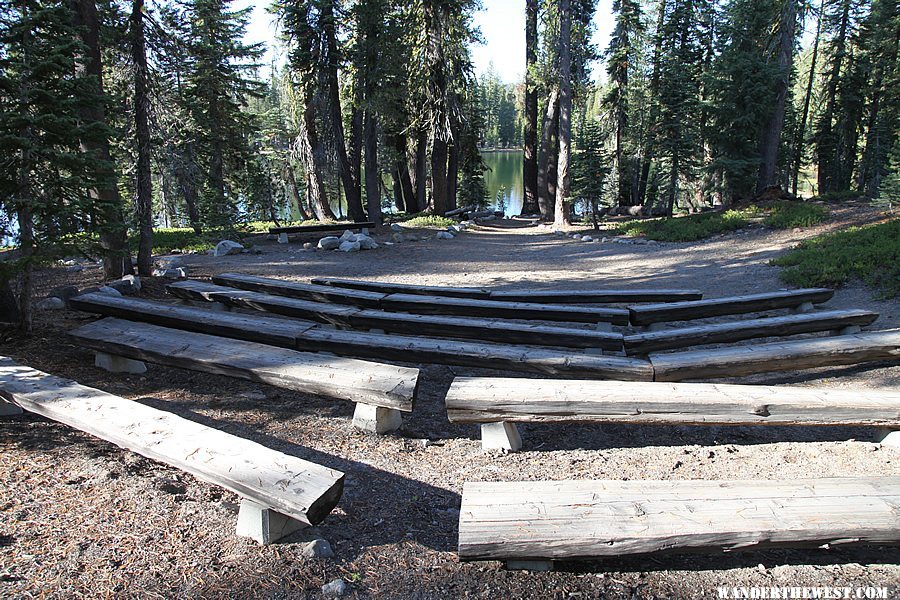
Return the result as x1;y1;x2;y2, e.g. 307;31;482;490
521;0;539;215
431;135;450;214
554;0;573;227
637;0;667;207
284;162;310;220
173;144;202;234
392;134;414;212
414;129;428;212
364;110;382;225
667;153;679;216
447;138;459;210
301;92;336;221
791;0;823;196
537;87;560;220
72;0;129;279
757;0;798;195
132;0;153;277
816;0;850;194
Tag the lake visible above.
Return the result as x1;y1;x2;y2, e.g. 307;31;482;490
482;150;523;216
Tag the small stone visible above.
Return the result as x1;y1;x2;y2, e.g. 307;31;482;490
383;241;394;246
571;234;581;240
153;477;186;495
354;234;378;250
49;285;79;301
302;242;314;250
97;286;122;297
436;231;454;240
390;223;403;232
792;227;802;233
214;240;244;257
581;235;593;242
36;297;66;311
339;229;355;242
339;240;360;252
321;579;347;598
391;233;404;243
121;274;142;291
301;538;334;559
318;236;341;250
106;278;139;295
239;391;267;401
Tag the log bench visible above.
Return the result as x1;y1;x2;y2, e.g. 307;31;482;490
67;293;654;380
68;318;420;434
445;377;900;451
458;477;900;570
0;357;344;544
216;273;631;325
650;328;900;381
622;309;879;355
268;221;375;243
628;288;835;327
310;277;703;304
168;281;625;351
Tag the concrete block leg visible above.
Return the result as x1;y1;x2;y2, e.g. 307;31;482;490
792;301;814;314
584;347;605;356
595;322;613;332
236;499;305;544
352;403;403;434
506;560;553;571
277;233;289;244
210;302;231;312
0;400;23;416
831;324;861;336
876;428;899;449
481;422;522;452
644;323;666;332
95;352;147;374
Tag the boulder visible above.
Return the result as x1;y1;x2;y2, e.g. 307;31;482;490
106;275;141;295
301;539;334;559
214;240;244;257
391;233;404;243
390;223;404;232
49;285;79;301
152;267;187;278
627;206;644;217
302;242;314;250
339;229;355;242
318;236;341;250
36;297;66;311
355;235;378;250
436;231;454;240
338;240;360;252
581;235;593;242
571;234;581;240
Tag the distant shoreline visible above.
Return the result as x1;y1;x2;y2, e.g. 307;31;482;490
479;147;521;153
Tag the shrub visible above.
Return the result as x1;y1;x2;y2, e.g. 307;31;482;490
615;210;749;242
762;202;829;229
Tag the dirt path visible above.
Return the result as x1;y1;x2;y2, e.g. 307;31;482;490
1;210;898;599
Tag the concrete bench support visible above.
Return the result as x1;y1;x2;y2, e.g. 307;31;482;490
506;560;553;571
277;233;289;244
0;399;23;415
792;301;815;314
833;324;862;336
352;403;402;434
877;428;899;449
481;421;522;451
236;499;306;545
94;352;147;374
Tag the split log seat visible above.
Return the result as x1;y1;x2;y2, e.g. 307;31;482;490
0;357;344;544
445;377;900;451
269;221;375;243
458;477;900;570
68;318;419;433
67;293;654;380
214;273;631;325
628;288;835;326
623;309;879;355
310;277;703;304
650;328;900;381
167;280;624;351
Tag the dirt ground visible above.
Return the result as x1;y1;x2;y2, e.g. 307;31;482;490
2;205;899;599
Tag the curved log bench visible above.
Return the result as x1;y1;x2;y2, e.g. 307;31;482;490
213;273;386;308
458;477;900;570
269;222;375;244
628;288;835;326
445;377;900;451
0;357;344;544
310;277;492;299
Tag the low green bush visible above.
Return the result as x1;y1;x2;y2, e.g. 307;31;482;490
762;202;829;229
771;219;900;298
399;213;456;228
615;210;750;242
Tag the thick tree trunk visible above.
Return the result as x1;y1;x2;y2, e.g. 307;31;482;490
284;162;310;220
414;129;428;212
537;87;560;220
301;94;336;221
364;110;382;225
392;134;414;212
667;153;679;216
816;0;850;194
554;0;573;227
173;144;202;234
756;0;797;195
72;0;129;279
132;0;153;277
431;135;450;214
521;0;539;215
447;138;459;210
637;0;667;207
791;0;823;196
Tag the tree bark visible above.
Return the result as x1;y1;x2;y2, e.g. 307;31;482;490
521;0;539;215
131;0;153;277
284;162;310;220
364;110;382;225
637;0;667;207
72;0;129;279
447;138;459;210
537;87;560;220
816;0;851;194
431;135;450;214
554;0;573;227
301;92;336;221
756;0;798;195
392;134;414;212
414;129;428;212
791;0;823;196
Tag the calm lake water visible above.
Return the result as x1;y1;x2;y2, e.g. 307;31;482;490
482;150;523;216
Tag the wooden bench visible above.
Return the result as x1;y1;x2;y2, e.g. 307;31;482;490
69;318;419;434
458;477;900;570
0;357;344;544
310;277;703;304
217;273;631;325
650;328;900;381
68;293;654;380
269;221;375;243
445;377;900;451
628;288;835;326
168;281;625;352
622;309;879;355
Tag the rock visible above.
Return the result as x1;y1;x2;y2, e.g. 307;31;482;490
571;234;581;240
600;237;609;243
121;274;142;292
436;231;454;240
355;235;378;250
65;265;84;273
318;236;341;250
302;242;314;250
391;233;404;243
49;285;79;301
792;227;802;233
153;267;187;278
153;477;186;495
36;297;66;311
97;286;122;297
448;224;465;233
553;230;565;235
383;241;394;246
339;229;355;242
321;579;347;598
390;223;404;232
627;205;644;217
239;391;267;401
301;539;334;559
214;240;244;257
157;256;183;268
581;235;593;242
106;276;141;295
338;240;360;252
